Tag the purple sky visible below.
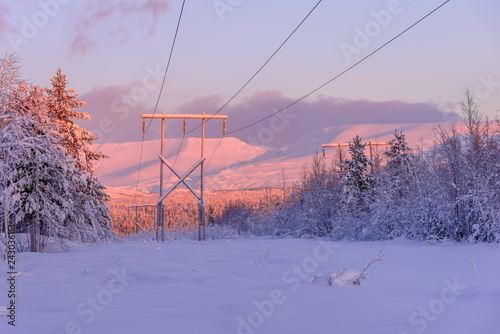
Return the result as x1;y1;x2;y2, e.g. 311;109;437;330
1;0;499;145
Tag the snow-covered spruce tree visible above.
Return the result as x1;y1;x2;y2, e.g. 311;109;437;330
1;114;80;251
339;136;375;226
0;56;113;252
44;68;112;242
384;131;412;178
11;84;57;136
45;68;106;174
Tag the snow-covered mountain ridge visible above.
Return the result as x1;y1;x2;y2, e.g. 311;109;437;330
94;122;459;193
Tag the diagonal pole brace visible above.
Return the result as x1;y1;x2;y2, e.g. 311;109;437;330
159;156;203;200
156;157;205;204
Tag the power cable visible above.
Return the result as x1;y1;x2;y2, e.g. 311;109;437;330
226;0;451;135
191;134;224;187
132;0;187;203
187;0;325;179
165;134;186;186
144;0;187;134
186;0;324;135
201;1;451;180
204;135;225;173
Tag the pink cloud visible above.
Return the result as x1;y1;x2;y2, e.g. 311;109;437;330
78;86;458;147
0;3;12;35
78;82;151;143
169;90;458;150
206;91;457;150
69;0;170;56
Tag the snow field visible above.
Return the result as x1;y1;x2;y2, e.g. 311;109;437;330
0;238;499;334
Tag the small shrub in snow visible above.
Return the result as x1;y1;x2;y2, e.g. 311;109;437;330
328;251;383;287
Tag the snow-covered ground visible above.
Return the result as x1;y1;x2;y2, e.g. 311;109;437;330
1;237;499;334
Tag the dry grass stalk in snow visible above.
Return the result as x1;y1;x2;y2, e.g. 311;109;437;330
253;245;271;267
102;257;121;285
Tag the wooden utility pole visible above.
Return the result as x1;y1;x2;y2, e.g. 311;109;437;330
142;113;228;241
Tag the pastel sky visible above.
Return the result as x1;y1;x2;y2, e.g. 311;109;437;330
1;0;499;145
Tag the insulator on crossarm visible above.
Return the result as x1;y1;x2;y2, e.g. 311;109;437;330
222;120;227;136
183;120;187;135
142;119;146;134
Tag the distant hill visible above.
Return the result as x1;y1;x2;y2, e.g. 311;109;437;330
94;121;460;193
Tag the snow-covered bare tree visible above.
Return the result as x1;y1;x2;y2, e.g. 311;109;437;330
294;153;339;237
428;90;500;242
264;152;341;238
1;53;25;243
0;53;23;119
372;131;413;238
458;90;500;241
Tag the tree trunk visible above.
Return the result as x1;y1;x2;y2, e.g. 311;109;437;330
28;214;40;252
2;194;8;260
3;194;8;239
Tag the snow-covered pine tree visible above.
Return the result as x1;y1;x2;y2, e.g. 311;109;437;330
340;135;375;219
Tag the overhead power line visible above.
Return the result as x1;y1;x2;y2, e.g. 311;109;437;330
133;0;187;203
186;0;324;135
199;0;324;175
145;0;187;134
226;0;451;135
